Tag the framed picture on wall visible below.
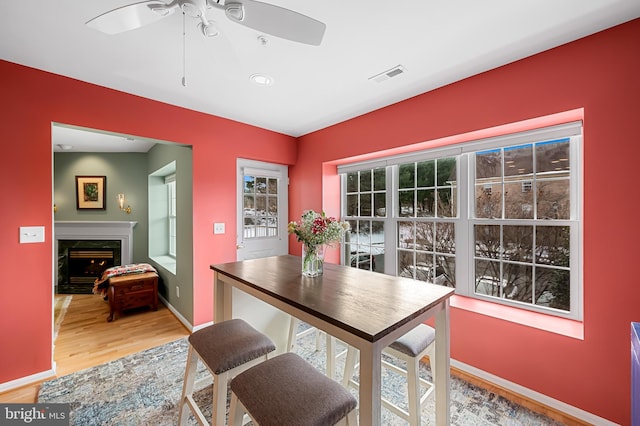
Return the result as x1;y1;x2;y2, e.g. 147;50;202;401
76;176;106;210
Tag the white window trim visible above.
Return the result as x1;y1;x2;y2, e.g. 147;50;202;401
166;173;177;258
149;162;177;275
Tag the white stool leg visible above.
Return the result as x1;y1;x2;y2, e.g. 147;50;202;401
407;356;421;426
316;328;323;351
212;370;230;426
342;346;358;387
346;409;358;425
228;391;245;426
427;343;436;386
178;346;199;425
287;316;301;352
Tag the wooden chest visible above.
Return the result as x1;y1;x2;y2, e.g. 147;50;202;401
107;272;158;322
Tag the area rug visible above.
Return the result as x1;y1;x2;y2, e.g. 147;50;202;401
53;295;73;341
38;325;563;425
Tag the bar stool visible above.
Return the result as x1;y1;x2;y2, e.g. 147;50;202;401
229;352;358;426
287;317;346;380
342;323;436;426
178;318;277;426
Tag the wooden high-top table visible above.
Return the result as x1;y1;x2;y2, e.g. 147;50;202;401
211;255;454;426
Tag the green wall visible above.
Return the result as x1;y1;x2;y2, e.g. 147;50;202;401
147;143;194;323
53;152;150;262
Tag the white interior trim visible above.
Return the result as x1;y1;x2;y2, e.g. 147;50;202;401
0;368;56;393
54;221;137;262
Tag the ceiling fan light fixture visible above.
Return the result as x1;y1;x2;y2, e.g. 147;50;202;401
225;4;244;21
148;5;174;17
250;73;274;86
199;20;220;37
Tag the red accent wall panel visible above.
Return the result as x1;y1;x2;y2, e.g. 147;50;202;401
0;60;296;385
291;18;640;425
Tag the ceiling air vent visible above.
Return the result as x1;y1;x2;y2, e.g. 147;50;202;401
369;65;407;83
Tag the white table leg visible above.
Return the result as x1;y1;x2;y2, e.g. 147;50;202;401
357;343;382;426
434;300;451;425
213;272;226;323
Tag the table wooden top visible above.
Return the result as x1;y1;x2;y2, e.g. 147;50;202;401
211;255;454;343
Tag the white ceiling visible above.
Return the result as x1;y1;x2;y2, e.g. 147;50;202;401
1;1;639;152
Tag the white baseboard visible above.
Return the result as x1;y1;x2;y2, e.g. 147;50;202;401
0;369;55;394
158;294;194;332
451;359;619;426
158;295;213;333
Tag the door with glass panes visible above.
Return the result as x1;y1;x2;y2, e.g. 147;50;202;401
234;159;290;354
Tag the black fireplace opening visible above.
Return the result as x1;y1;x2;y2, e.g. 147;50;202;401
58;240;121;294
68;248;114;283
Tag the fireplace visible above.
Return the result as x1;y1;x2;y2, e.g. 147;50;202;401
55;221;137;294
59;243;120;293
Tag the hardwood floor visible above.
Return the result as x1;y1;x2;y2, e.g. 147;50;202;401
0;294;190;403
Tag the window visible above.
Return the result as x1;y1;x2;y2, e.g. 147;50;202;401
471;138;575;314
242;174;279;239
339;122;582;320
343;168;386;273
396;157;457;284
149;161;177;274
166;174;177;257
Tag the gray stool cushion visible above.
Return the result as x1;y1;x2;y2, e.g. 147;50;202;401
231;352;357;426
189;319;276;374
389;323;435;357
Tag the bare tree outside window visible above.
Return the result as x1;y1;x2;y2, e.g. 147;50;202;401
472;140;571;311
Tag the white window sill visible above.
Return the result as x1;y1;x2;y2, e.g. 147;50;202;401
150;255;176;275
451;295;584;340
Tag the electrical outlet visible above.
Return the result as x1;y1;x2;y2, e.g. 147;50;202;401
176;286;180;298
214;222;225;234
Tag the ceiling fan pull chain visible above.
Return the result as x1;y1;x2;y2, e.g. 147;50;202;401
182;11;187;87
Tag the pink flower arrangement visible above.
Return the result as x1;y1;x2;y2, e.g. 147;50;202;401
288;210;349;249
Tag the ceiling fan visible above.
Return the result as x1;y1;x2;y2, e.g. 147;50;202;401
86;0;326;46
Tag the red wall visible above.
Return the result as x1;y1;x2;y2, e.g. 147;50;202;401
291;18;640;425
0;61;296;385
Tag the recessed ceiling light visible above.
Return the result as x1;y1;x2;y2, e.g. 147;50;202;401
250;73;274;86
56;144;73;150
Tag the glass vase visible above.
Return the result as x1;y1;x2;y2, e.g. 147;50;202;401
302;243;325;277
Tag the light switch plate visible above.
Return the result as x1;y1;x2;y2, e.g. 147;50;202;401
20;226;45;243
214;223;225;234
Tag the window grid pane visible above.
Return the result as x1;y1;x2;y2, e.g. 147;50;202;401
343;167;387;273
399;157;457;219
472;223;571;311
243;174;279;239
345;219;384;273
397;220;456;286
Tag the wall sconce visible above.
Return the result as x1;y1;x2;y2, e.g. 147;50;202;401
117;193;132;214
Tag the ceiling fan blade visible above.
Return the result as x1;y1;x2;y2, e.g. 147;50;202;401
86;1;176;35
224;0;325;46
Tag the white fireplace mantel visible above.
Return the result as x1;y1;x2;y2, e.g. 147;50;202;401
54;221;137;265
